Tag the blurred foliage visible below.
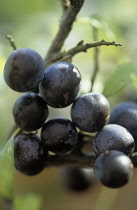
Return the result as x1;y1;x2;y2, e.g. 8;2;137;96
103;62;137;98
14;193;42;210
0;136;14;198
0;0;56;25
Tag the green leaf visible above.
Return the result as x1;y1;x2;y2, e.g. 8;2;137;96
131;74;137;90
14;194;42;210
0;137;14;198
102;62;137;97
77;17;102;29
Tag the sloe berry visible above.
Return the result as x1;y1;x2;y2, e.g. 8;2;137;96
59;167;94;192
71;92;110;133
41;117;78;154
94;150;133;188
14;134;48;176
39;62;81;108
4;48;45;92
13;92;49;131
109;101;137;151
93;124;135;156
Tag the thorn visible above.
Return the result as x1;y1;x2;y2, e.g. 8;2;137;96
77;40;84;46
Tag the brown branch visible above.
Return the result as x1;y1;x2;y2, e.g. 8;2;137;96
47;149;137;169
47;152;96;168
45;40;122;66
47;133;95;168
3;198;13;210
6;34;17;50
44;0;84;64
69;0;84;11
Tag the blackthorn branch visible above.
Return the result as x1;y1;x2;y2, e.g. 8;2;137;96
44;0;84;64
47;151;96;168
45;40;122;66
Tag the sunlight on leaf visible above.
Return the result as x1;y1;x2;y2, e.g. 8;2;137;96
77;17;102;29
94;186;119;210
77;16;116;39
102;62;137;97
14;194;42;210
0;137;14;198
0;56;6;73
132;75;137;89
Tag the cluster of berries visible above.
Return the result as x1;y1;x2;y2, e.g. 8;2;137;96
3;48;135;191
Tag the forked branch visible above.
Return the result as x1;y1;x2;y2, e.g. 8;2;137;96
45;40;122;66
44;0;84;64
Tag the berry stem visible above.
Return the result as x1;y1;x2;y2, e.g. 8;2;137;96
12;127;22;139
130;153;137;167
6;34;17;51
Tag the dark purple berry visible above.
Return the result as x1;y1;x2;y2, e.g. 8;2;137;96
41;117;78;154
59;167;94;192
4;48;45;92
13;92;49;131
14;134;48;176
39;62;81;108
71;92;110;133
94;150;133;188
93;124;135;156
109;101;137;151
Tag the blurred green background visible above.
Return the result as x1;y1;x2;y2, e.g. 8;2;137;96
1;0;137;209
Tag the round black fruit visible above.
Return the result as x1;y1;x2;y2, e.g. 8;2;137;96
39;62;81;108
109;101;137;151
94;150;133;188
13;92;49;131
4;48;45;92
41;117;78;154
71;92;110;133
59;167;94;192
14;134;48;176
93;124;135;156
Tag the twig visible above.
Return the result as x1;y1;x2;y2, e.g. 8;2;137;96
6;34;17;51
47;150;137;169
69;0;84;11
3;198;13;210
61;0;70;11
90;27;99;92
47;152;96;168
45;40;122;66
44;0;84;64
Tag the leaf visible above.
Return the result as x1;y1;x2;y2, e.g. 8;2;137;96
131;74;137;90
0;137;14;198
77;17;102;29
102;62;137;97
14;194;42;210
